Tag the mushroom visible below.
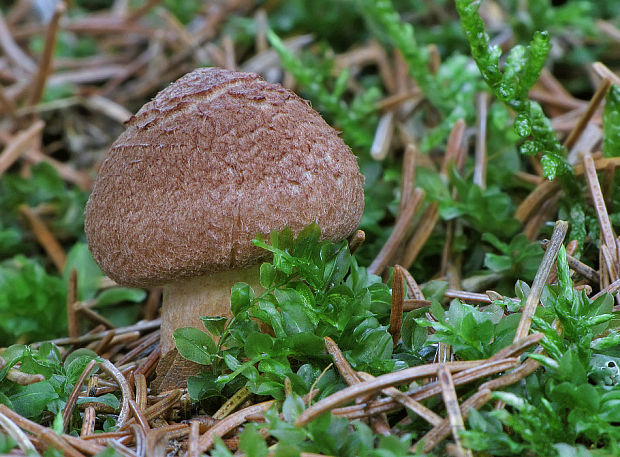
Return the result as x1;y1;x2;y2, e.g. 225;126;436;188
85;67;364;356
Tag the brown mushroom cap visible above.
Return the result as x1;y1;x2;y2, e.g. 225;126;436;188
85;67;364;287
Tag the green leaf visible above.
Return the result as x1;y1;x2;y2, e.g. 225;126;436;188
0;256;67;345
286;333;327;356
273;445;302;457
52;412;64;434
77;393;120;411
556;246;573;303
230;282;253;315
255;299;286;338
401;312;424;351
64;348;98;368
187;372;224;401
9;382;59;419
553;443;595;457
211;437;235;457
528;353;560;370
350;329;393;364
257;358;291;379
173;327;217;365
219;354;259;385
599;392;620;422
0;392;14;410
0;344;27;367
260;263;277;288
515;280;530;301
280;303;315;335
65;352;99;384
540;149;564;181
558;348;588;384
281;394;305;423
429;300;445;324
244;332;274;359
484;253;513;273
0;223;22;257
201;316;228;337
591;332;620;351
422;280;448;302
239;423;268;457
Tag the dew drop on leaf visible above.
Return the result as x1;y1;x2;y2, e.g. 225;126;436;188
519;140;539;156
497;83;514;100
514;115;532;137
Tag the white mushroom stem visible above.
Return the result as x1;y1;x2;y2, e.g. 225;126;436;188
160;265;262;355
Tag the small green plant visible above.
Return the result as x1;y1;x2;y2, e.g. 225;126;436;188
461;246;620;455
0;344;104;423
175;224;414;402
439;168;521;236
0;256;67;345
0;163;88;258
456;0;569;180
507;0;599;42
0;243;145;346
0;1;618;455
531;247;615;370
211;393;423;457
357;0;482;150
482;233;543;282
416;299;520;360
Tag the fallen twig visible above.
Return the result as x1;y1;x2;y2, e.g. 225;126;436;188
514;220;568;341
369;188;425;275
199;400;276;452
0;120;44;176
389;265;405;346
296;360;484;426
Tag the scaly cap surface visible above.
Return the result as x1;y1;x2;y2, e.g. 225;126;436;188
85;67;364;287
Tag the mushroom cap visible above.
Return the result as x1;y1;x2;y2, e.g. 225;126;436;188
85;67;364;287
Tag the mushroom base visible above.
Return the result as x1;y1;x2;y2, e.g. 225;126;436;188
160;265;262;355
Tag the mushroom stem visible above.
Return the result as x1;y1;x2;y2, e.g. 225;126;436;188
160;265;262;355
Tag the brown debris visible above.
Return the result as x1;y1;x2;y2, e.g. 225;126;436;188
563;79;610;152
388;265;405;346
437;366;472;457
514;220;568;341
368;188;425;275
0;120;44;176
198;400;276;452
26;2;65;107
